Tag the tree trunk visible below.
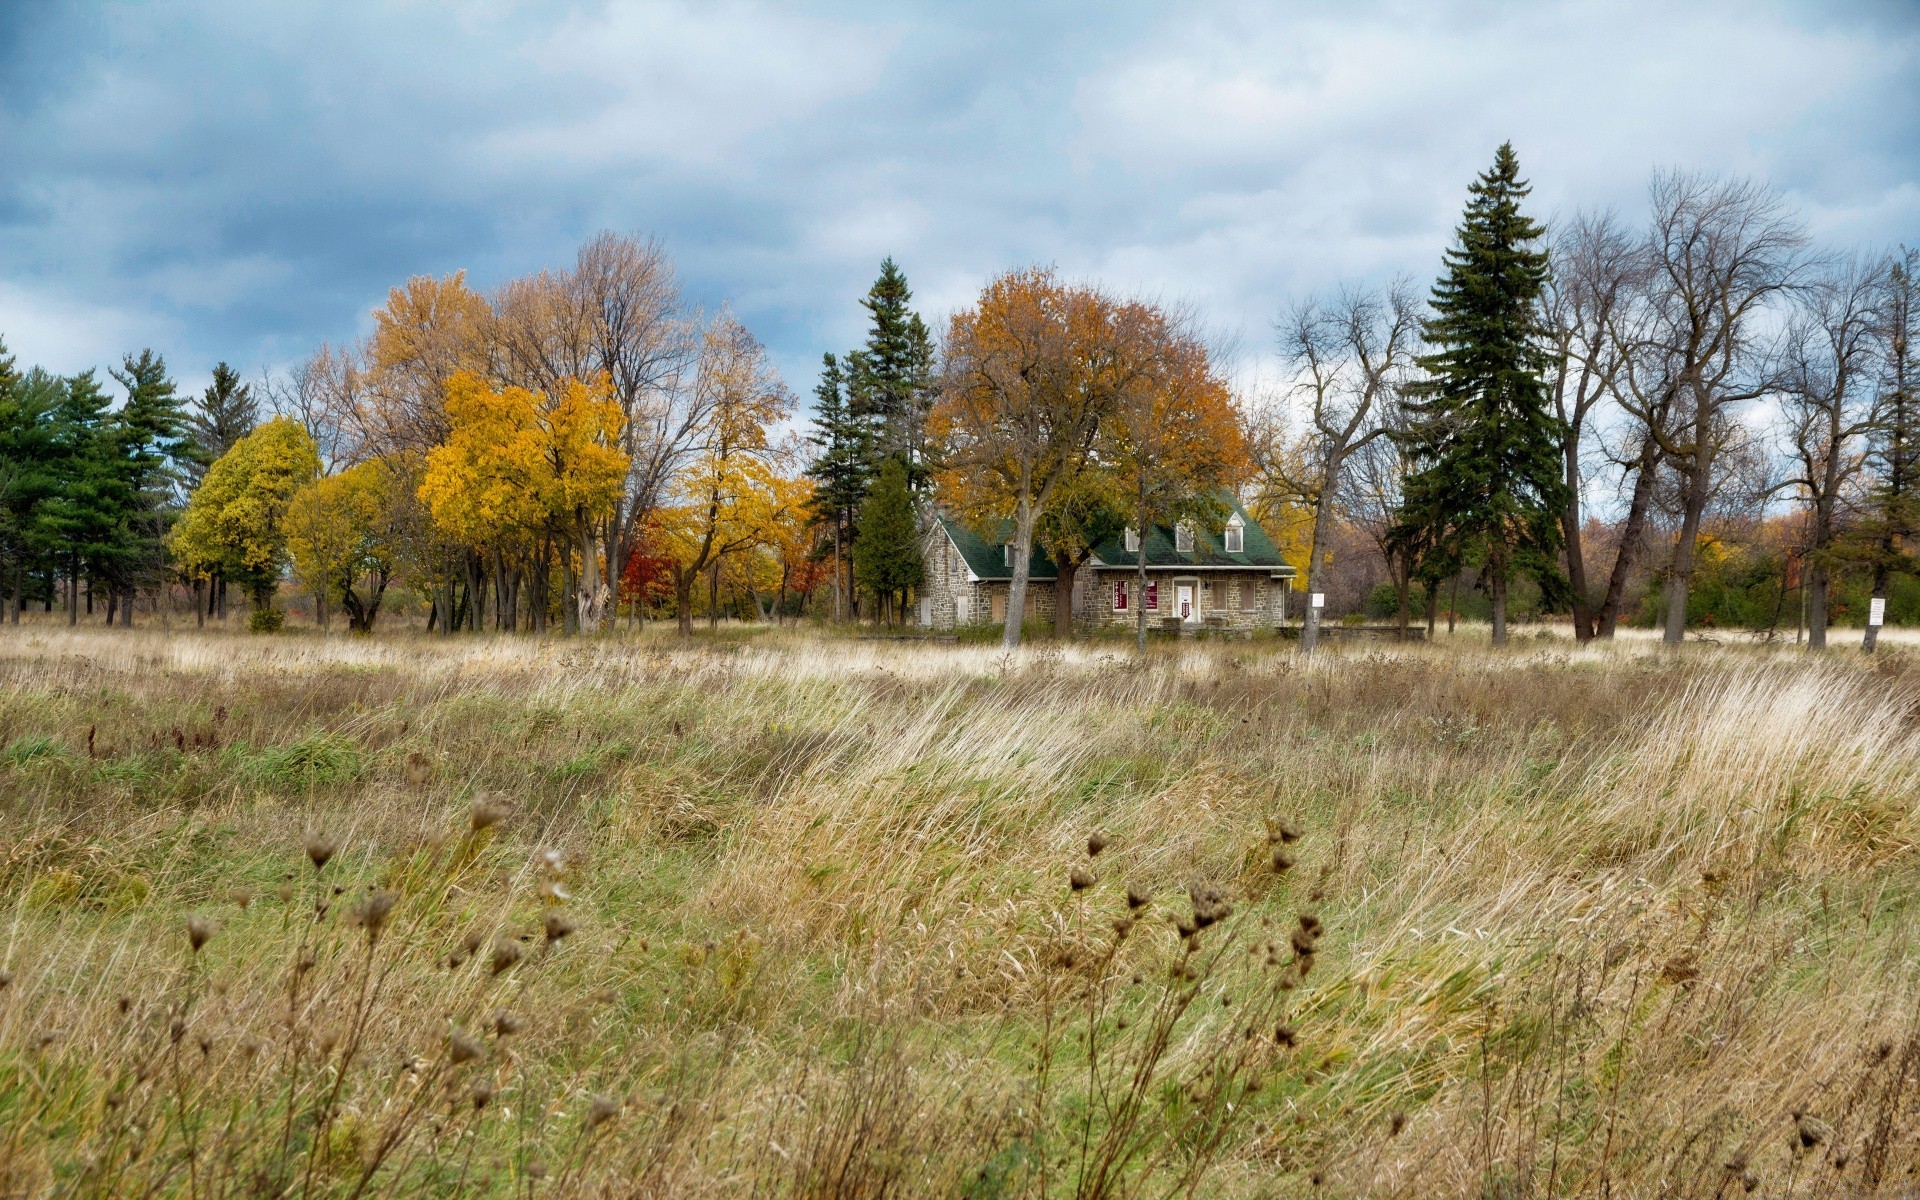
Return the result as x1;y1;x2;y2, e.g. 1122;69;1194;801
1004;493;1035;649
708;560;722;630
67;563;78;626
1054;555;1078;639
1664;470;1709;646
1806;560;1829;650
1562;481;1593;642
1865;560;1889;653
1447;574;1459;636
1425;579;1438;638
1393;559;1411;634
1305;487;1336;609
1490;561;1509;647
576;513;605;634
1597;437;1660;639
676;567;696;635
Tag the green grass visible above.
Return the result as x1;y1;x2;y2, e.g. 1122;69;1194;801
3;626;1920;1196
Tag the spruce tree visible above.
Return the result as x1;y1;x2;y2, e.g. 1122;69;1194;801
1394;143;1567;645
184;362;258;488
846;258;937;487
852;457;923;627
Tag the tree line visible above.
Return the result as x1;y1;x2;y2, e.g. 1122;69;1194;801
2;146;1912;649
1253;145;1917;649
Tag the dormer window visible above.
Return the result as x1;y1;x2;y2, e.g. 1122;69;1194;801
1174;523;1194;553
1003;543;1016;569
1124;527;1140;553
1224;515;1244;554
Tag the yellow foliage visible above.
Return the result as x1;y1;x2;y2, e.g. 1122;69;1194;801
286;462;404;603
417;371;629;554
170;418;322;595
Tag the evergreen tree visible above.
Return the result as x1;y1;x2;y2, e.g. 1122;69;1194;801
1392;143;1568;645
184;362;259;488
0;339;58;620
38;370;120;624
105;349;188;621
1858;249;1920;652
851;457;923;627
845;258;937;487
804;353;870;620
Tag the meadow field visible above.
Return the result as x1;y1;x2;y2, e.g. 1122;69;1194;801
3;624;1919;1198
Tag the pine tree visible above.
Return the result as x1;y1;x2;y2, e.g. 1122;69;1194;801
39;370;120;624
846;258;937;487
851;457;923;627
1393;143;1568;645
0;339;57;620
804;353;870;620
105;349;188;623
184;362;259;488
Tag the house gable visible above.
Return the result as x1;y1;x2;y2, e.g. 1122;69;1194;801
935;515;1060;582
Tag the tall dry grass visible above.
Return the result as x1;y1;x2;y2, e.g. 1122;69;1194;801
2;624;1918;1196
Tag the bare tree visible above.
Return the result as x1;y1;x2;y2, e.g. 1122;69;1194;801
1257;281;1420;617
1541;212;1645;640
1618;172;1808;645
1777;256;1884;649
265;344;364;475
1342;390;1419;629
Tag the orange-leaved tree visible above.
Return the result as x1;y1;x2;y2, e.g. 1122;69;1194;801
418;371;628;633
1101;309;1250;653
932;268;1163;647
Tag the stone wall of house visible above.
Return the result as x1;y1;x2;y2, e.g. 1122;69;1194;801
974;580;1056;626
921;527;1061;630
921;528;974;630
1080;571;1287;633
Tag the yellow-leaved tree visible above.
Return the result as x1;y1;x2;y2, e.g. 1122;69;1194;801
418;371;628;633
285;461;405;633
169;417;321;631
656;315;795;633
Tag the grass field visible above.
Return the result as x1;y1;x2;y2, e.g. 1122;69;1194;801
3;624;1919;1198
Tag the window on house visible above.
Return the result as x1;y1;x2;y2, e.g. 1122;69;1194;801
1124;527;1140;553
1239;580;1258;610
1175;523;1194;553
1003;543;1015;569
1145;580;1159;610
1224;517;1244;554
1113;579;1129;611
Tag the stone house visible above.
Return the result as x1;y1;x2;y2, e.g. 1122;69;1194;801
919;494;1296;634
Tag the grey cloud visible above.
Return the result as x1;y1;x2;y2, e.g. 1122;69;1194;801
0;0;1913;398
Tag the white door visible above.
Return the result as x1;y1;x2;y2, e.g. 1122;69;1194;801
956;595;972;624
1177;585;1195;623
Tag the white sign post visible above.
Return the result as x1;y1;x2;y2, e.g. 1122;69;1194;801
1871;597;1887;627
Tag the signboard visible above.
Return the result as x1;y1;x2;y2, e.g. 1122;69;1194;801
1310;593;1325;609
1871;597;1887;627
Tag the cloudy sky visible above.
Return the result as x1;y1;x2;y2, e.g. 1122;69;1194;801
1;0;1915;403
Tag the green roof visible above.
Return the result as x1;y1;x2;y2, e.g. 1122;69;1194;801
1088;493;1293;571
937;516;1059;581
